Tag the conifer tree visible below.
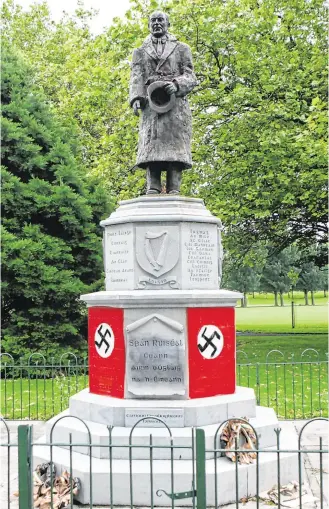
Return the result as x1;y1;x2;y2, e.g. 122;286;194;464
1;48;112;359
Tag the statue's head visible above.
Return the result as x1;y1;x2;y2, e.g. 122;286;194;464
148;11;170;38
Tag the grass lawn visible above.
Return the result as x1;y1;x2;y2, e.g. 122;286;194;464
236;335;328;420
236;334;328;362
236;304;327;333
1;372;88;421
239;290;327;307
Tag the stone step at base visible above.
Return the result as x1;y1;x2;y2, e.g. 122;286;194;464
33;430;299;506
69;386;256;427
44;406;278;460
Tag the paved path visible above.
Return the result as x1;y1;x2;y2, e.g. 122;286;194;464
1;420;327;508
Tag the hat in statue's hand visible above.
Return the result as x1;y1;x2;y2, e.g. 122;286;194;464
147;81;176;113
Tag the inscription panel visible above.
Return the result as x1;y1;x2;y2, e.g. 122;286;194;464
125;408;184;427
126;314;186;398
104;224;134;290
181;223;218;289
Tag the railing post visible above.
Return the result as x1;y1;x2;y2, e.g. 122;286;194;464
196;428;206;509
256;363;260;405
18;424;32;509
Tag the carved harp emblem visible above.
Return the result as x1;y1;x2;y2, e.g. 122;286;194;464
144;231;169;271
136;227;179;278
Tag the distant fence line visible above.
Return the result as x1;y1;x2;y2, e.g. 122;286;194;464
0;350;328;421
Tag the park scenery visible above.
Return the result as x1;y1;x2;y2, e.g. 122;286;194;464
0;0;328;508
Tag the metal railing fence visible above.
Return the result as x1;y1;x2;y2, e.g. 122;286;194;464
1;350;328;420
1;417;328;509
236;348;328;419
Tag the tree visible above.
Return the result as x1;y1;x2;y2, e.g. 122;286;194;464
177;0;327;261
222;246;265;306
260;246;300;306
1;47;112;360
2;0;327;260
296;262;322;305
319;266;328;297
287;268;300;299
223;264;261;307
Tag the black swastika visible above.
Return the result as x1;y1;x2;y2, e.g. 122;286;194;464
198;327;221;358
95;324;112;354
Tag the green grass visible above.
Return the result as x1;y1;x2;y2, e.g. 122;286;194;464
240;291;327;307
236;305;327;333
236;335;328;419
1;373;88;421
237;334;328;362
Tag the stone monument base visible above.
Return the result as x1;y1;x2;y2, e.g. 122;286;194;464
33;388;299;506
69;386;256;427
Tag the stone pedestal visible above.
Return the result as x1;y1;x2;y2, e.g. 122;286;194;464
33;197;299;505
84;196;238;402
101;196;222;292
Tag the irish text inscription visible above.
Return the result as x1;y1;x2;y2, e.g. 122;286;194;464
126;314;186;398
104;225;134;290
181;223;218;289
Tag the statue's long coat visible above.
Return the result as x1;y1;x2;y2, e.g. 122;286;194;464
129;34;197;169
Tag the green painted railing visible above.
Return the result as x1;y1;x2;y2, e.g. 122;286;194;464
1;417;328;509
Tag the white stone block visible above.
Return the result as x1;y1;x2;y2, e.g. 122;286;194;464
69;387;256;428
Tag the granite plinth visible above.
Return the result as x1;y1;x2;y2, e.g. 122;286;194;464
99;196;223;292
44;406;278;460
69;387;256;427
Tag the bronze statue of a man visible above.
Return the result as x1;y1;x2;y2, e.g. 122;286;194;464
129;11;197;194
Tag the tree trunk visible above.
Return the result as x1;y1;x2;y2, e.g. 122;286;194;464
253;291;255;298
280;292;284;306
311;290;315;306
274;291;279;306
324;289;327;297
243;292;248;307
304;289;309;305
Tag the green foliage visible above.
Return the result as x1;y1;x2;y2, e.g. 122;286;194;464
1;48;113;359
222;257;262;307
2;0;327;258
223;244;326;306
260;246;300;303
178;0;327;259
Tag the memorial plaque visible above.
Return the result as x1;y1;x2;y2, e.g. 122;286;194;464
125;408;184;427
126;313;186;398
104;224;134;290
181;223;218;289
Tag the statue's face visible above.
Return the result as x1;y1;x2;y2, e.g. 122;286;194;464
149;12;169;38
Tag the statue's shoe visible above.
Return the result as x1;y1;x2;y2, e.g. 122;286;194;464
168;190;180;195
146;189;160;195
